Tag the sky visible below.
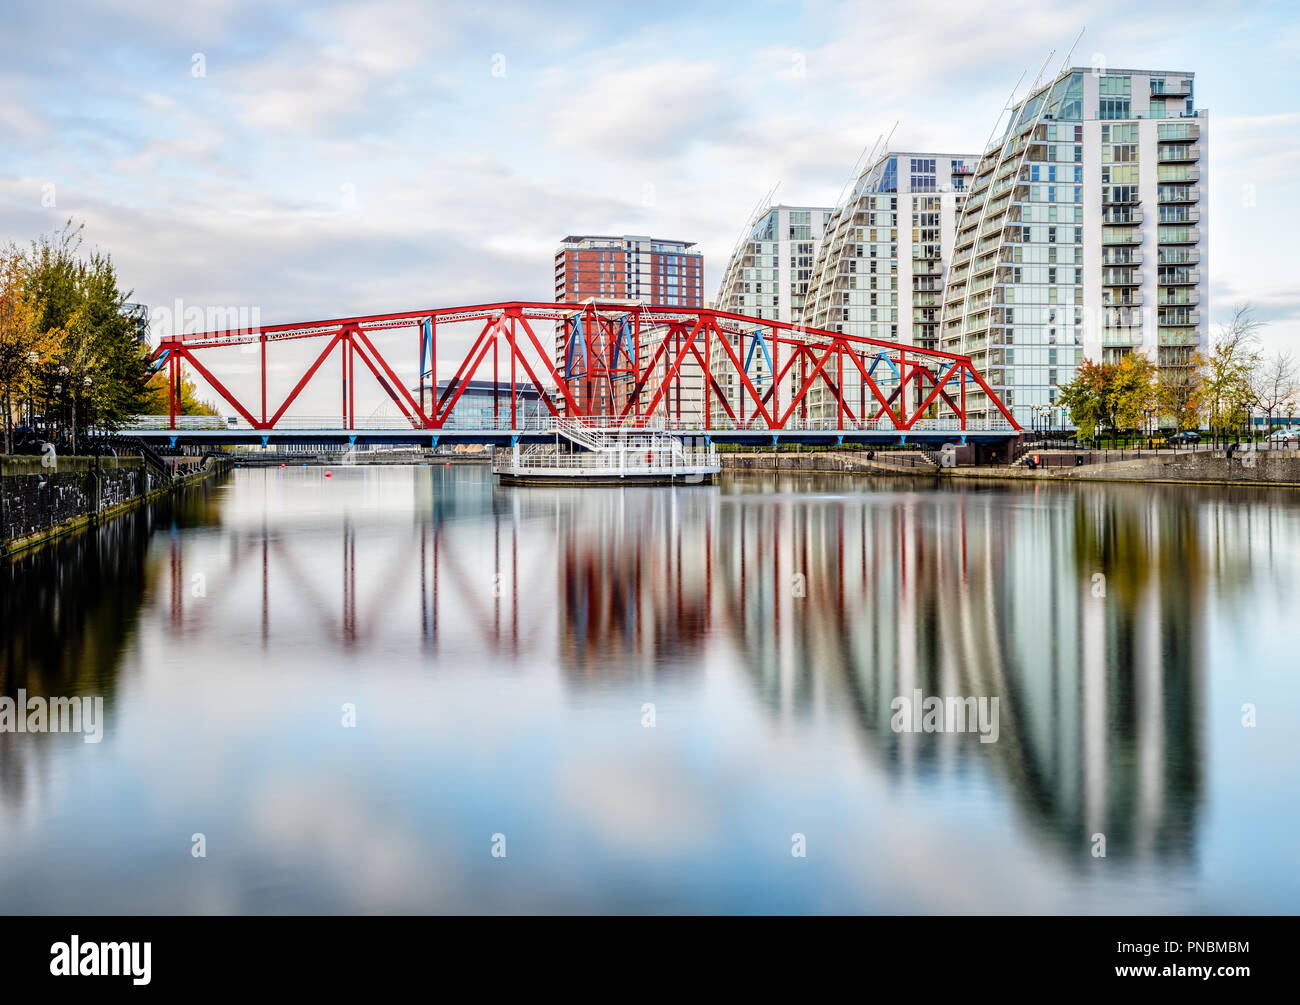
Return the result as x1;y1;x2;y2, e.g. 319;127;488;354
2;0;1297;412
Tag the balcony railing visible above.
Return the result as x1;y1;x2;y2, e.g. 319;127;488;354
1150;77;1193;97
1103;267;1142;286
1102;228;1143;245
1158;225;1201;244
1158;207;1200;224
1159;289;1200;307
1157;122;1200;142
1158;247;1200;266
1158;185;1200;203
1104;308;1144;328
1158;146;1201;163
1104;290;1144;307
1159;309;1201;326
1158;268;1201;285
1103;248;1143;266
1103;206;1143;225
1158;165;1201;184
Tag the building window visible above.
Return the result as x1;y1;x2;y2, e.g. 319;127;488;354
1099;97;1131;120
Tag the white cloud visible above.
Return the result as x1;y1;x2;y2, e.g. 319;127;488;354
548;59;741;156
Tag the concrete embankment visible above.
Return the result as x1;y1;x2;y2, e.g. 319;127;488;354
230;450;486;466
1;453;231;556
721;451;938;476
946;449;1300;487
721;448;1300;488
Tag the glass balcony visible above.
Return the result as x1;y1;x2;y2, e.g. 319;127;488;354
1102;227;1143;245
1103;247;1143;266
1159;308;1200;326
1158;146;1201;163
1159;289;1199;307
1158;185;1200;203
1158;268;1200;285
1158;247;1200;266
1158;225;1200;244
1104;306;1144;327
1103;188;1140;205
1157;122;1200;142
1150;77;1193;97
1104;290;1144;307
1158;328;1198;346
1103;267;1142;286
1158;206;1200;224
1103;206;1143;225
1157;165;1201;184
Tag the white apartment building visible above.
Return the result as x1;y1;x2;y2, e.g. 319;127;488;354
941;68;1208;428
709;205;832;424
800;152;979;421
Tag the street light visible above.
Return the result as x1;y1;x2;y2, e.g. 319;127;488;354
26;352;39;430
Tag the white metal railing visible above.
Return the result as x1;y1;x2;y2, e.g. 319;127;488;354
496;447;719;473
123;413;1019;434
122;415;228;429
493;425;719;479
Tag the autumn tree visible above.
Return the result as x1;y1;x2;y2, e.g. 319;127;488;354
1197;305;1262;442
25;220;155;451
1110;352;1159;434
1058;359;1112;443
0;245;62;453
1059;354;1160;445
1157;366;1201;432
142;369;221;417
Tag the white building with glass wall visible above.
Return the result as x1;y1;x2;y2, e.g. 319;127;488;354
798;152;979;422
940;68;1207;429
710;205;831;424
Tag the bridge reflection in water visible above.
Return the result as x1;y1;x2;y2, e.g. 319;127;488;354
142;467;1219;866
5;464;1295;912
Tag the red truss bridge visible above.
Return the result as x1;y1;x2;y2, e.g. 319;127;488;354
133;301;1021;447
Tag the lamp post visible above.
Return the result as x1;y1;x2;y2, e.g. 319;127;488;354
26;352;39;432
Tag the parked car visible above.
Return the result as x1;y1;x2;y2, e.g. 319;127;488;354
1266;429;1299;443
1167;431;1201;445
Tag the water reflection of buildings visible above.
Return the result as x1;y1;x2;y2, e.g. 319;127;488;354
4;464;1279;873
552;488;713;681
714;476;1218;865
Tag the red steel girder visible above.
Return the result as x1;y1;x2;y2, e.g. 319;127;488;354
151;301;1020;432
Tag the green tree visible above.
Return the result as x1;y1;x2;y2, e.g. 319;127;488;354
1;245;62;453
1059;354;1158;445
25;220;155;451
1197;305;1262;442
1058;359;1114;444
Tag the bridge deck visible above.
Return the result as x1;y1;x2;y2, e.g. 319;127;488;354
126;426;1020;447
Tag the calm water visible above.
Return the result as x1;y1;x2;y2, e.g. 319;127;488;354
2;464;1299;914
